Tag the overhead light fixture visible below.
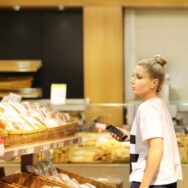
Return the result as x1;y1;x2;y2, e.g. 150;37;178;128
13;5;21;11
58;5;64;11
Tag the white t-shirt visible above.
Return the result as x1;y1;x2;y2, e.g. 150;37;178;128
129;98;182;185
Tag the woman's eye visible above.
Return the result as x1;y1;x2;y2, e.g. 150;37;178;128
137;75;142;79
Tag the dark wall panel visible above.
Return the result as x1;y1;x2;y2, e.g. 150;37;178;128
0;9;83;99
0;11;41;59
41;10;83;98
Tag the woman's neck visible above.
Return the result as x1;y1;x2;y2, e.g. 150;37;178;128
140;92;159;101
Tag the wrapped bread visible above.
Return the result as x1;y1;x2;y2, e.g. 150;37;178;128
0;98;72;131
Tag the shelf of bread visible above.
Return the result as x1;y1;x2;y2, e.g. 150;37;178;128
0;135;82;160
0;93;79;149
0;60;42;72
50;132;130;164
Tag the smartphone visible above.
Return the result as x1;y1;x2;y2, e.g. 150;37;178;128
106;125;128;141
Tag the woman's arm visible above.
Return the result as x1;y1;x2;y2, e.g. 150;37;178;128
140;137;163;188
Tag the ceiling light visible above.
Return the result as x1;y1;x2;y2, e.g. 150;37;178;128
13;5;21;11
58;5;64;11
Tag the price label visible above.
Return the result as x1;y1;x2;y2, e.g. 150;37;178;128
54;143;59;148
50;84;67;105
18;149;27;155
57;142;64;148
41;144;50;151
34;146;41;153
64;140;70;146
27;147;34;154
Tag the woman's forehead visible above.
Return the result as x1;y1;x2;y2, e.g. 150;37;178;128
134;65;147;73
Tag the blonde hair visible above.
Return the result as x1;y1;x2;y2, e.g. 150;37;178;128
137;55;167;93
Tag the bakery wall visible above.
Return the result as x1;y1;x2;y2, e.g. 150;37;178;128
0;9;83;99
124;8;188;125
83;7;124;126
124;8;188;102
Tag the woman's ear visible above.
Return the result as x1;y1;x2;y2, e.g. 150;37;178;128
151;79;159;90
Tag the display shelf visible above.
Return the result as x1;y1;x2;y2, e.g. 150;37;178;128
0;135;82;160
28;98;89;112
0;88;42;98
0;60;42;72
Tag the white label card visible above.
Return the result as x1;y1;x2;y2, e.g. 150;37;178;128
50;84;67;105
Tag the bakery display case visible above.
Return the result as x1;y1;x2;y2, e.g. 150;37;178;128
50;132;129;164
0;94;118;188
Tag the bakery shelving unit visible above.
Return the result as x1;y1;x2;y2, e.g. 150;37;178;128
0;60;42;98
0;135;82;176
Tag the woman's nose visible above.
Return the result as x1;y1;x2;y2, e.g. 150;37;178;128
131;76;135;84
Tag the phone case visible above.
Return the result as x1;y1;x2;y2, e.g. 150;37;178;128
106;125;128;141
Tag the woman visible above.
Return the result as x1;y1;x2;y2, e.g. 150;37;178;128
98;55;182;188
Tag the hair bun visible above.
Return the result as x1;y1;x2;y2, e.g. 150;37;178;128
153;55;167;67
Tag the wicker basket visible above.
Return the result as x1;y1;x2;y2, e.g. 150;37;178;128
0;128;47;147
0;181;22;188
1;172;69;188
0;121;77;147
1;170;114;188
45;121;77;140
28;168;114;188
56;168;114;188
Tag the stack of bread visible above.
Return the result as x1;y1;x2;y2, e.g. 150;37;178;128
0;101;70;132
51;132;130;163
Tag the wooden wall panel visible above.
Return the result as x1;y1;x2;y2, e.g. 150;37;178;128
84;7;123;103
1;0;188;7
83;7;124;126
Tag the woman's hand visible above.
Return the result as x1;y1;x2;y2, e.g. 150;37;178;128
110;127;130;142
95;123;130;142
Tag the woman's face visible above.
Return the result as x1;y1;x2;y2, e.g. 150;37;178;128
131;65;158;100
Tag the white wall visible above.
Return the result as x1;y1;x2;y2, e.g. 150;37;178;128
124;8;188;103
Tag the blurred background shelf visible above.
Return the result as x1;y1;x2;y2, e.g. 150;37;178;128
0;88;42;99
0;135;82;160
0;60;42;72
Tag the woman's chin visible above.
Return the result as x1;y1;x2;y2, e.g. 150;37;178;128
132;90;138;94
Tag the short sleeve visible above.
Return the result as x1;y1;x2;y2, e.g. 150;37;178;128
139;105;164;141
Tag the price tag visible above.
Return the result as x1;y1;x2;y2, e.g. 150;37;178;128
23;149;27;155
64;140;70;146
27;147;34;154
41;144;50;151
18;149;27;156
34;146;41;153
0;138;5;157
57;141;64;148
54;143;59;148
50;84;67;105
